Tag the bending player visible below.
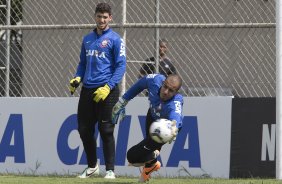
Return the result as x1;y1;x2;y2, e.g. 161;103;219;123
112;74;183;182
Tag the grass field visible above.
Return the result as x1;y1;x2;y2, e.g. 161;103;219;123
0;175;281;184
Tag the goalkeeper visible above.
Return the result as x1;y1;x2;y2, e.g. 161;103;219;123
112;74;183;182
69;2;126;180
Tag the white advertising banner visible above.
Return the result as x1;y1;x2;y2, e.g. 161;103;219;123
0;97;232;178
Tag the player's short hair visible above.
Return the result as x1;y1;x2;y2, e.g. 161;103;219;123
95;2;112;15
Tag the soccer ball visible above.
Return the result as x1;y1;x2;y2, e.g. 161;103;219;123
149;119;174;144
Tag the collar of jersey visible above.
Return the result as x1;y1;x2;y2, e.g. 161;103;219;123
93;28;111;36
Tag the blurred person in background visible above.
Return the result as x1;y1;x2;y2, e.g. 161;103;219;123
139;39;176;78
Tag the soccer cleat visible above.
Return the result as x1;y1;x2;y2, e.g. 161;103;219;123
104;170;116;179
78;164;99;178
139;161;161;182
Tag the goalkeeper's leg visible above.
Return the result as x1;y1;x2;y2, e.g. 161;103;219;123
127;138;162;166
98;86;119;172
127;138;162;183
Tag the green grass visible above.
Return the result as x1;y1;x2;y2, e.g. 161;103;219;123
0;175;281;184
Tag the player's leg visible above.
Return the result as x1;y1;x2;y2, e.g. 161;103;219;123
98;122;115;178
77;87;99;178
127;138;161;165
137;142;162;182
140;109;163;182
98;86;119;179
127;137;162;182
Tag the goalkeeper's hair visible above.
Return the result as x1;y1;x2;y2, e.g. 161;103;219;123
95;2;112;15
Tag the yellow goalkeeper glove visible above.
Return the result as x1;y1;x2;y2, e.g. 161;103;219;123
69;77;81;95
93;84;111;102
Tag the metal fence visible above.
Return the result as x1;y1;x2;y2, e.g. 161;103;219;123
0;0;276;97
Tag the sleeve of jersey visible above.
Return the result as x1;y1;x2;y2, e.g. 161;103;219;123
168;94;184;128
107;37;126;89
122;76;148;101
75;41;87;79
